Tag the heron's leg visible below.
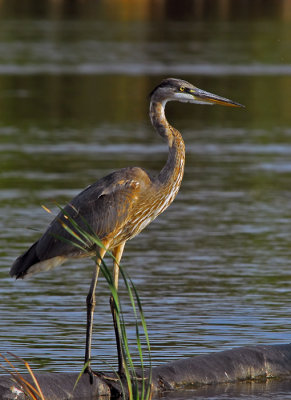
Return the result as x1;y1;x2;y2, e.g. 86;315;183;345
85;246;107;380
110;242;126;376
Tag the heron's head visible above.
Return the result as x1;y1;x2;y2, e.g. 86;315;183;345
150;78;244;108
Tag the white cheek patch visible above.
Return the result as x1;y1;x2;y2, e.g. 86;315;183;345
173;92;194;103
170;91;214;105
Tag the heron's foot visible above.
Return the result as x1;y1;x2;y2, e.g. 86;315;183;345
135;376;148;382
85;366;119;385
117;368;148;382
94;371;120;382
90;369;148;384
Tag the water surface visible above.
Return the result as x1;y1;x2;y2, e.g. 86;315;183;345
1;1;291;398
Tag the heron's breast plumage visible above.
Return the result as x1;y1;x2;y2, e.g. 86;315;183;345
109;153;184;247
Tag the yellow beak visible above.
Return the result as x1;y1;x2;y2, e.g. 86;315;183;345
192;88;245;108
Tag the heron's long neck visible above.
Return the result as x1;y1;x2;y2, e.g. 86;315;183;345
149;100;185;186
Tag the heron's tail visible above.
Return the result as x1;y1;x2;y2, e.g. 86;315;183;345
10;242;41;279
10;241;66;279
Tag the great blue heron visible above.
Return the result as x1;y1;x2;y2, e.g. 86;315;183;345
10;78;244;380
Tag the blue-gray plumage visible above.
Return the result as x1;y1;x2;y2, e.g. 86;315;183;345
10;78;244;379
11;166;152;278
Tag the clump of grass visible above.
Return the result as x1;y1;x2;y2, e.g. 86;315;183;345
54;205;153;400
0;353;45;400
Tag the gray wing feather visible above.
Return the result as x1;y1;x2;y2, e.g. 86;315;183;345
33;168;141;260
11;167;145;278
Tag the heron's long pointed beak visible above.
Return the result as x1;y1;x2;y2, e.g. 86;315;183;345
192;88;245;108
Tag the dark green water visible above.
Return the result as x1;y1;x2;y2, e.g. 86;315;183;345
1;1;291;398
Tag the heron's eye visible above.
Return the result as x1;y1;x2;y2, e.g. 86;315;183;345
179;86;185;92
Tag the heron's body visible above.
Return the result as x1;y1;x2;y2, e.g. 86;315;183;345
11;100;185;278
10;78;243;378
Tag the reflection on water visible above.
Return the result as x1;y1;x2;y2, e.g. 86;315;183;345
158;378;291;400
1;2;291;399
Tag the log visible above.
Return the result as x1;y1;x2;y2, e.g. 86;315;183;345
0;371;110;400
1;344;291;399
150;344;291;390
